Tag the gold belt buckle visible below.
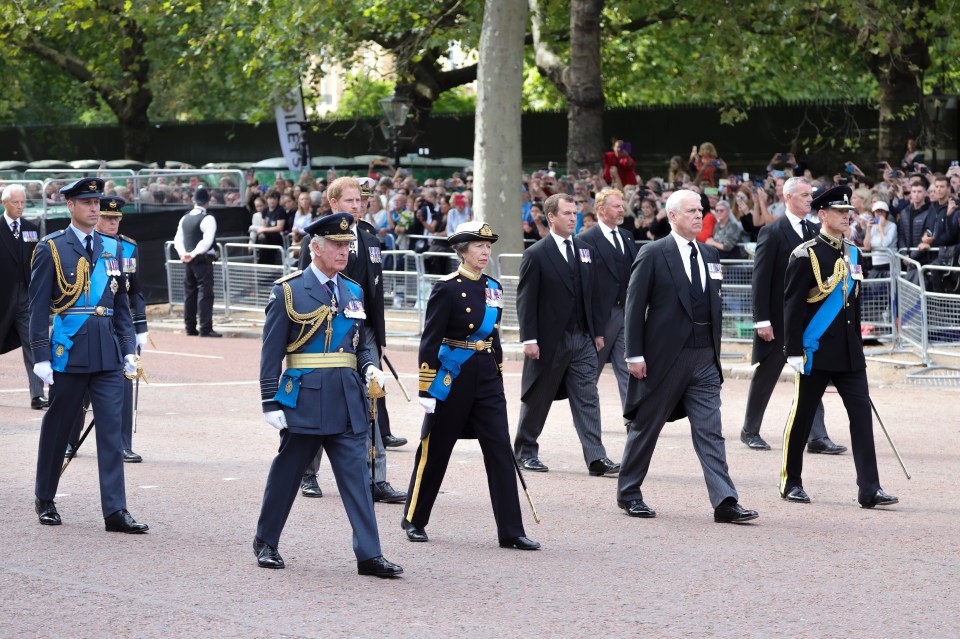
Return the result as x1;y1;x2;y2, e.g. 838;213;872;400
474;340;485;351
95;306;106;316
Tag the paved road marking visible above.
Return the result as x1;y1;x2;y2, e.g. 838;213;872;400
145;349;225;360
147;381;258;388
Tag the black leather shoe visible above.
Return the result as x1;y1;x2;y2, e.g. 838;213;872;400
714;499;759;524
122;449;142;463
31;396;49;410
807;437;847;455
104;509;149;533
373;481;406;504
35;498;61;526
519;457;548;472
781;486;811;503
200;330;222;338
300;474;323;498
588;457;620;476
401;518;428;542
618;499;656;518
185;328;199;336
740;430;771;450
253;538;285;568
357;555;403;577
64;444;77;460
860;489;899;509
383;434;408;448
499;536;541;550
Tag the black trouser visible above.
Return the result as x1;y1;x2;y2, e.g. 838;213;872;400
184;255;214;333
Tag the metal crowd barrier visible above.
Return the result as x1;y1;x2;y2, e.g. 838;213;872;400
163;241;229;317
718;258;754;343
495;254;524;333
220;243;288;314
382;250;421;335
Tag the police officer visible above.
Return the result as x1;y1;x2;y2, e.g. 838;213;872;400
174;186;221;337
29;178;148;533
403;221;539;550
780;185;899;509
254;212;403;577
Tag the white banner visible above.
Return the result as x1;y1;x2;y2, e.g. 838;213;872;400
275;88;309;173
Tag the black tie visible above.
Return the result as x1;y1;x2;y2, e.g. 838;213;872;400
611;228;623;254
564;239;575;270
324;279;337;311
84;234;94;263
11;220;19;239
800;220;811;240
688;241;702;295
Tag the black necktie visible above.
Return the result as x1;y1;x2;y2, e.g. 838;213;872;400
688;241;702;295
11;220;19;239
324;279;337;311
84;234;94;263
800;220;811;240
611;228;623;254
564;239;575;270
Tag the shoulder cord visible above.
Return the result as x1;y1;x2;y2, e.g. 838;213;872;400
47;240;89;314
806;248;848;304
282;282;333;352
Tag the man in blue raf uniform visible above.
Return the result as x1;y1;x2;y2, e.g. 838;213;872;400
781;185;899;509
28;177;148;533
254;212;403;577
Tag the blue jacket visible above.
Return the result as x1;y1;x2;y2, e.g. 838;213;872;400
120;234;148;335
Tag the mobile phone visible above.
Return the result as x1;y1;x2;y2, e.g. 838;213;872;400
844;163;856;174
889;170;903;179
919;166;931;175
871;217;880;224
742;172;750;182
772;170;786;179
777;153;790;163
951;160;959;168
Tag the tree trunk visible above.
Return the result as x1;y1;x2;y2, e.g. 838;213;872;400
118;112;152;161
565;0;605;172
868;40;930;161
473;0;528;267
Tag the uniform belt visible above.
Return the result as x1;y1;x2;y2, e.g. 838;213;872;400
286;352;358;368
442;337;492;352
61;305;113;316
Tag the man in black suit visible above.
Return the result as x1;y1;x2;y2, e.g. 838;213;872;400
617;189;757;523
512;193;620;477
0;184;46;409
741;177;845;454
297;177;406;503
579;188;636;422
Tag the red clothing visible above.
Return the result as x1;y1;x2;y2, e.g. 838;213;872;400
603;151;638;186
696;212;717;243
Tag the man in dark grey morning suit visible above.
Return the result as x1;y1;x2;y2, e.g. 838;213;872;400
579;188;637;422
512;193;620;477
617;190;758;523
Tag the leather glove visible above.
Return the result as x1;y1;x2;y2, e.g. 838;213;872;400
33;360;54;386
787;356;804;374
365;366;386;388
418;397;437;414
135;332;149;350
124;354;139;378
264;410;288;431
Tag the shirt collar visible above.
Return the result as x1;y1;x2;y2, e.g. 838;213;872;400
310;263;338;287
68;223;93;243
670;230;698;254
458;264;481;280
2;212;16;227
784;210;805;228
549;230;572;253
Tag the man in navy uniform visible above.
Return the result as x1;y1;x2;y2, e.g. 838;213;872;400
254;212;403;577
780;185;898;509
28;177;148;533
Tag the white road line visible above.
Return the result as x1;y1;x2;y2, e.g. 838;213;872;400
144;350;224;360
147;380;258;388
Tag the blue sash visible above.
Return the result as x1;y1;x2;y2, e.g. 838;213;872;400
273;278;361;408
51;235;118;372
427;279;500;401
801;246;857;375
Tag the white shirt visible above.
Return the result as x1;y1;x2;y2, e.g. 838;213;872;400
549;230;575;261
173;206;217;257
600;221;624;253
754;208;806;329
68;223;94;247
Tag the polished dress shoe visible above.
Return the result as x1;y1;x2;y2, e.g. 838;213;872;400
35;498;61;526
860;489;899;509
253;538;285;569
807;437;847;455
740;430;771;450
519;457;548;472
104;509;149;533
64;444;77;460
383;434;407;448
122;449;142;463
31;396;49;410
781;486;811;503
588;457;620;476
357;555;403;577
714;499;759;524
200;330;223;338
401;518;428;542
618;499;656;518
300;474;323;498
373;481;406;504
185;327;200;336
499;536;541;550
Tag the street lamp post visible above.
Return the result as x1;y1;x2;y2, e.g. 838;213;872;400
379;93;412;168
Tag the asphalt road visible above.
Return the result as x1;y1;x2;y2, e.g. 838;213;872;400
0;329;956;638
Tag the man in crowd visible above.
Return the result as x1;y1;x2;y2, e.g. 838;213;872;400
741;177;846;454
781;186;898;509
29;178;147;533
579;188;637;427
174;186;221;337
897;181;931;262
513;193;620;477
0;184;46;409
617;189;758;524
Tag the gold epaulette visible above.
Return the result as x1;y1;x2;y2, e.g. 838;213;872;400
274;270;302;285
419;362;437;391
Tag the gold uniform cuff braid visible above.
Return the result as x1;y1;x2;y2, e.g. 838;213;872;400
419;362;437;391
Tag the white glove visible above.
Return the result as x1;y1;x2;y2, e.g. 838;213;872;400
33;360;55;386
365;366;386;388
135;332;149;350
124;354;138;378
418;397;436;414
264;410;288;431
787;356;804;374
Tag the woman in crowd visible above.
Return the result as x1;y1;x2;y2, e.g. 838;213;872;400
289;192;315;248
863;200;898;278
667;155;690;185
634;196;670;241
733;184;768;242
402;221;539;552
689;141;728;186
704;199;744;259
603;138;638;187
